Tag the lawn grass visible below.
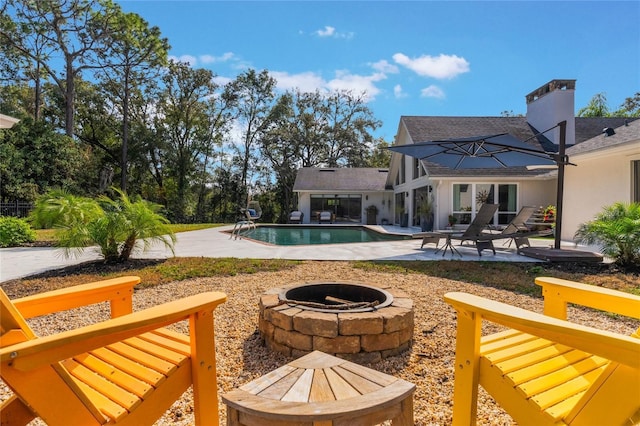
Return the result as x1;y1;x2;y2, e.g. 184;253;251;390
34;223;223;241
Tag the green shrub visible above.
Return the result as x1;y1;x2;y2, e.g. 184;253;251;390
575;202;640;267
0;216;36;247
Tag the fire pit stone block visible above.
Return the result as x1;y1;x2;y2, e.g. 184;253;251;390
259;283;414;359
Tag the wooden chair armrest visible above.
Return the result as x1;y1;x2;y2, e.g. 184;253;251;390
12;276;140;319
1;291;227;371
444;291;639;368
535;276;640;320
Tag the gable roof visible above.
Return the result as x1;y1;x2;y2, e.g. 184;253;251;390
397;115;638;178
293;167;390;192
567;119;640;156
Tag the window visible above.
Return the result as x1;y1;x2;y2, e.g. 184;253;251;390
452;183;518;225
310;194;362;222
413;158;425;179
399;155;406;184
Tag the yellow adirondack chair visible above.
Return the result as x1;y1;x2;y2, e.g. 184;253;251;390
444;277;640;426
0;276;227;425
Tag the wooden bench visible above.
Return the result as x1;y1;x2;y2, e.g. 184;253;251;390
222;350;415;425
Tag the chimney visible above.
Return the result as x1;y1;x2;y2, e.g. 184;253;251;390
525;80;576;146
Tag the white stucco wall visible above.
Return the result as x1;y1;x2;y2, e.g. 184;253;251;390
562;143;640;241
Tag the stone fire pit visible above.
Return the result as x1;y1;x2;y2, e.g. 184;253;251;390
258;282;414;363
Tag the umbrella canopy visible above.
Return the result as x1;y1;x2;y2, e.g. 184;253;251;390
388;127;568;251
387;133;556;169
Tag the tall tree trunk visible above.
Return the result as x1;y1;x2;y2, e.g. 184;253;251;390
65;57;75;137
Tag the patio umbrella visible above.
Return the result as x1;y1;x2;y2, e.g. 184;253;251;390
387;123;568;250
387;133;556;169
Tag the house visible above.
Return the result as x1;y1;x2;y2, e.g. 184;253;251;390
562;119;640;241
293;80;637;242
293;167;393;224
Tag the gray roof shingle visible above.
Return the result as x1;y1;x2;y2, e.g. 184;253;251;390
293;167;391;191
567;119;640;156
400;116;638;177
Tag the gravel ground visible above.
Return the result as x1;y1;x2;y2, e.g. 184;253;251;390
2;261;638;425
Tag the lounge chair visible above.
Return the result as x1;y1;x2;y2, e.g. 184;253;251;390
488;205;553;253
288;210;304;224
448;203;499;256
319;211;333;223
444;277;640;425
0;276;227;425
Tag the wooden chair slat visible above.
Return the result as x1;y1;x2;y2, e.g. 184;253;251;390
73;352;153;398
90;347;166;386
531;366;607;410
517;356;608;398
123;336;188;364
496;342;573;375
62;358;142;412
505;348;593;385
106;341;178;375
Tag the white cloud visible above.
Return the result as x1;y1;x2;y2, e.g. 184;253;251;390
213;75;233;86
394;84;407;99
326;71;386;101
316;26;335;37
200;52;235;64
393;53;470;79
270;71;327;93
421;85;446;99
169;54;197;66
371;60;399;74
268;70;386;102
315;25;354;39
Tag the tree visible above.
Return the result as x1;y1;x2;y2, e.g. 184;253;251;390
574;202;640;267
1;0;126;137
363;137;392;168
29;188;175;262
224;69;277;208
577;93;611;117
95;11;169;191
155;61;222;222
0;118;85;202
614;92;640;117
323;90;381;167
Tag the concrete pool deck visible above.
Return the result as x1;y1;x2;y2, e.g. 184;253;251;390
0;224;601;282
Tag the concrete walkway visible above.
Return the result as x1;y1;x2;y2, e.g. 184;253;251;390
0;225;590;283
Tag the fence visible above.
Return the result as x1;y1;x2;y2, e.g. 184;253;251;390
0;201;33;218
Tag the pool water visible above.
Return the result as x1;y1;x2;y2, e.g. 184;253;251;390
242;225;410;246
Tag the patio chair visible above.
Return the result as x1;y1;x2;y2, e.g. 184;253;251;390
448;203;499;255
486;205;552;253
288;210;304;224
0;276;227;426
319;211;333;223
444;277;640;426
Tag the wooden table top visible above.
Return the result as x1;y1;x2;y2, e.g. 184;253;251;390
222;350;415;420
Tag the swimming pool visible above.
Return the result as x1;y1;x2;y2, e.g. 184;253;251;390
241;225;411;246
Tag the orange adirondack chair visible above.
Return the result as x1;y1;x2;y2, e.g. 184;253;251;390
445;277;640;425
0;276;226;425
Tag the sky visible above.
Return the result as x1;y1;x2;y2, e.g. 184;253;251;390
117;1;640;141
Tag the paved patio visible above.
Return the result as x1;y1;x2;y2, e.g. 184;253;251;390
0;224;599;282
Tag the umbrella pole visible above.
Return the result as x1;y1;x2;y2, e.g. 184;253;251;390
554;120;567;250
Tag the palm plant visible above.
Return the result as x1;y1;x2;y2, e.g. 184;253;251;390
574;202;640;267
30;188;175;262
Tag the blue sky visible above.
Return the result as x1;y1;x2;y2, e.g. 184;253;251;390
118;1;639;141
